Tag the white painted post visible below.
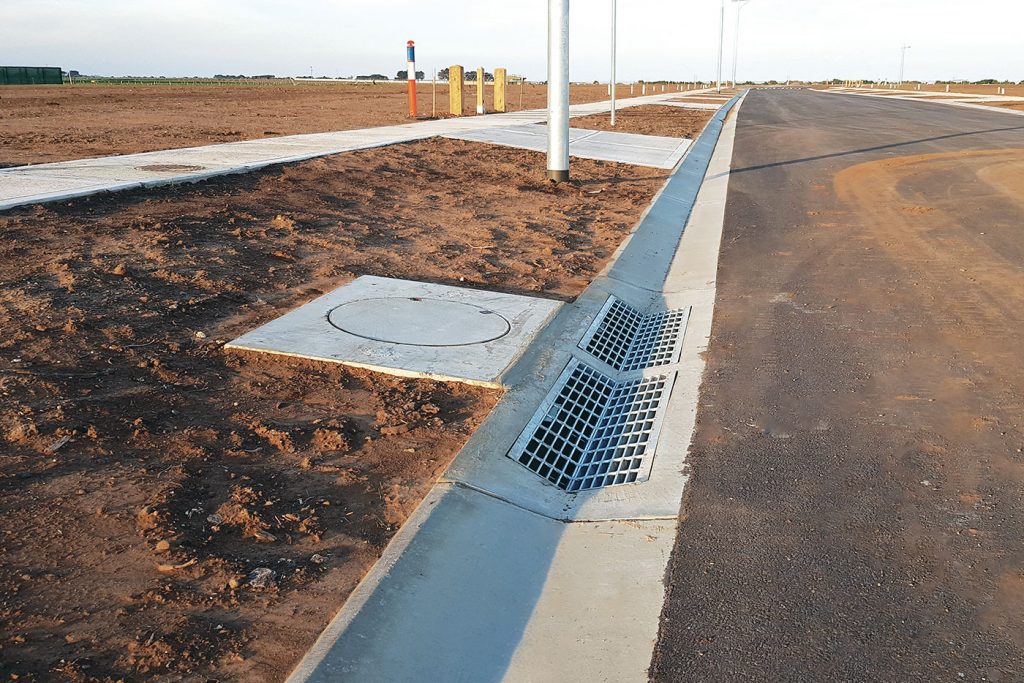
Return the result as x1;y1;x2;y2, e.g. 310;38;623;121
610;0;617;127
547;0;570;182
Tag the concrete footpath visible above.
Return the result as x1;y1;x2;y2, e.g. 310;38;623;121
285;94;744;682
0;91;705;212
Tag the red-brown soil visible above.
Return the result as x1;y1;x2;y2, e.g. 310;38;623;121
0;139;669;681
907;83;1024;97
982;101;1024;112
0;82;619;167
668;97;731;105
568;105;715;139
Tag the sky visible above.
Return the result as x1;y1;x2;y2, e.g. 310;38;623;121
3;0;1022;83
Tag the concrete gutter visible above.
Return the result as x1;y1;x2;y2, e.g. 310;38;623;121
0;90;718;212
286;92;746;682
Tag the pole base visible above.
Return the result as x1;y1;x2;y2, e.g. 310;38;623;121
546;169;569;183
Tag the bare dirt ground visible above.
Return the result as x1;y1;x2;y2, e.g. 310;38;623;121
908;83;1024;97
981;101;1024;112
567;105;714;138
0;139;669;682
0;82;624;166
669;97;732;105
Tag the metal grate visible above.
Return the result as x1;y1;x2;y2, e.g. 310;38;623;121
510;359;673;492
580;296;689;372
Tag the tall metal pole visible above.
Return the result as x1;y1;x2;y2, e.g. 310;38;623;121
731;0;751;87
610;0;617;127
899;44;911;86
716;0;725;93
547;0;570;182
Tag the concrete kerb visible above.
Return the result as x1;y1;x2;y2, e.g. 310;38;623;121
439;96;741;523
284;91;746;682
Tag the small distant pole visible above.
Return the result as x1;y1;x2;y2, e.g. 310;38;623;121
519;78;524;110
494;67;507;112
476;67;485;114
406;40;418;117
449;65;464;115
432;69;437;117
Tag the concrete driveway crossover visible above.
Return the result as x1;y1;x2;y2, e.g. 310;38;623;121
651;90;1024;681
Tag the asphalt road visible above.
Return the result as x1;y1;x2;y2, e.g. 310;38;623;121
651;90;1024;681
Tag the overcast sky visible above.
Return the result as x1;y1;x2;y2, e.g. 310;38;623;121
4;0;1021;83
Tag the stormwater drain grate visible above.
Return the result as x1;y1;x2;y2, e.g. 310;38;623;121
508;359;675;492
579;296;689;372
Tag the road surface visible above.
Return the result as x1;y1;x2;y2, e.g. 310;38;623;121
652;89;1024;681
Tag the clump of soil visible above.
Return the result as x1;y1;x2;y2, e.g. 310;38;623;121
569;104;715;139
0;137;670;681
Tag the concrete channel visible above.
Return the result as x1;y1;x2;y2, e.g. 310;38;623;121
285;92;746;683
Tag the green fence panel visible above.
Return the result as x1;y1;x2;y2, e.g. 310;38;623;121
0;66;63;85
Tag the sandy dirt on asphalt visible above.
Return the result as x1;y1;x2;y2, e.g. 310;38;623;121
567;104;714;139
655;143;1024;680
0;136;673;682
0;82;627;166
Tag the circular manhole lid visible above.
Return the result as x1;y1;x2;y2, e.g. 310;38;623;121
328;297;511;347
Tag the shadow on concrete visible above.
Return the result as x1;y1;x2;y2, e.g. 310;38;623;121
300;484;591;682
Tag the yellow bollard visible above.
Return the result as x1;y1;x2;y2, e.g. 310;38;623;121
476;67;485;114
449;65;464;116
494;68;507;112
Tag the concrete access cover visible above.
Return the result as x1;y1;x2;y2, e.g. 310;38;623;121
226;276;561;387
327;298;510;346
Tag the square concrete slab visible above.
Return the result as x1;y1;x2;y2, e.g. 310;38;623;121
226;276;562;387
445;124;692;169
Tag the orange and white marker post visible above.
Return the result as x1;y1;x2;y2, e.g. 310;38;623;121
406;40;418;117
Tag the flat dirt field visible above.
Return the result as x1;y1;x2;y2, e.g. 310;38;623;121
568;104;715;138
982;101;1024;112
910;83;1024;97
0;136;671;682
0;81;655;166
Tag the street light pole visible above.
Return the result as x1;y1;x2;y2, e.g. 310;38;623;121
716;0;725;93
898;44;911;86
547;0;570;182
610;0;617;127
731;0;752;88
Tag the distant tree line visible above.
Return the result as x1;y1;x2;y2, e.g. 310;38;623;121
213;74;276;79
395;70;426;80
